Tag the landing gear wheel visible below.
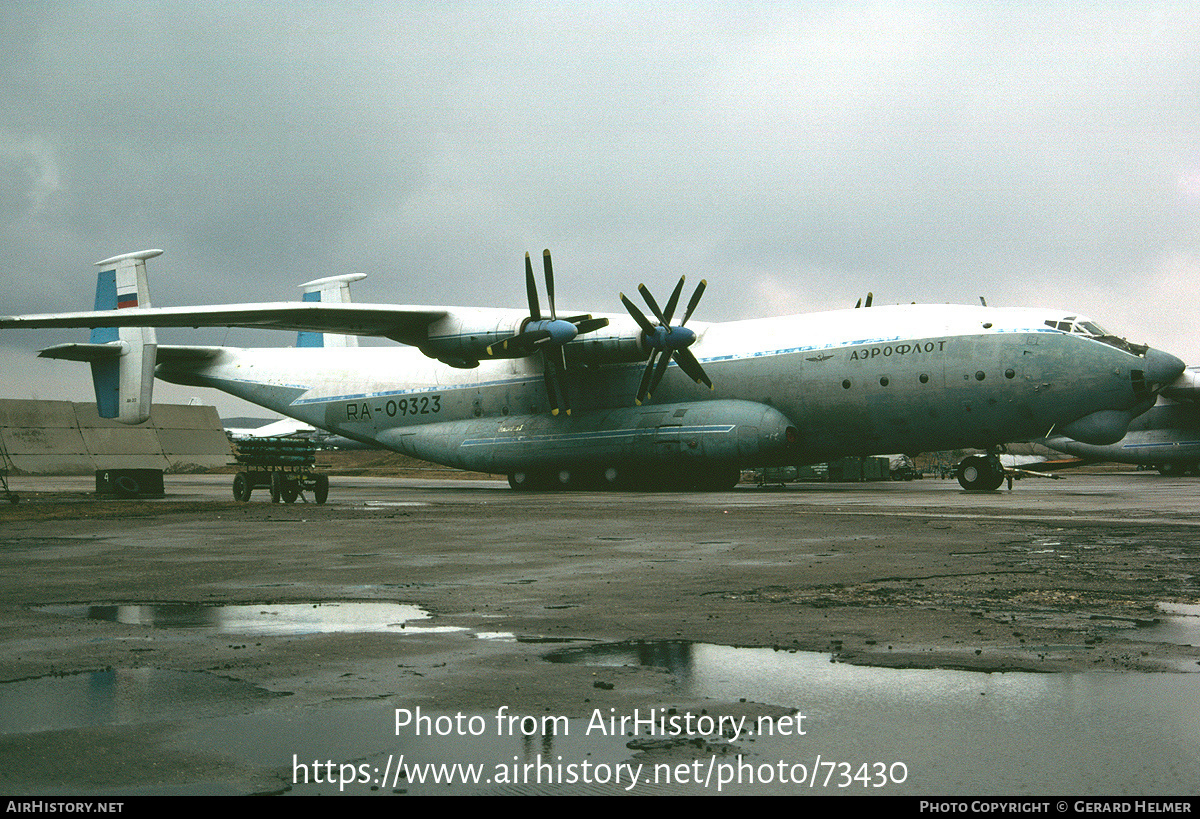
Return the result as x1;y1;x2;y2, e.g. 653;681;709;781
313;474;329;504
957;455;1005;490
600;466;623;490
508;471;537;491
233;472;253;502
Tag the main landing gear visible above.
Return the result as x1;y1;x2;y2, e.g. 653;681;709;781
956;452;1007;491
507;464;741;492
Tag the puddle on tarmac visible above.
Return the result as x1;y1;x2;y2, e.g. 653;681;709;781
0;668;281;734
35;602;466;636
541;640;1200;794
1137;603;1200;646
8;639;1200;794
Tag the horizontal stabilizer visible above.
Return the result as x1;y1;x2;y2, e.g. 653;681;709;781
40;343;225;364
39;342;123;362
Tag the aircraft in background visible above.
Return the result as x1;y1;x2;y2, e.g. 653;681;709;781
0;249;1186;491
225;417;317;440
1043;366;1200;475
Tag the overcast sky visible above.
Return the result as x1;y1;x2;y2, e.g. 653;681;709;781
1;1;1197;417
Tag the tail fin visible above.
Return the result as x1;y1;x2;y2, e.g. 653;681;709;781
296;273;366;348
89;249;161;424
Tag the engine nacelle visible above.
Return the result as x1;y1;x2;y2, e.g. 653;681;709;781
1160;367;1200;403
416;309;527;367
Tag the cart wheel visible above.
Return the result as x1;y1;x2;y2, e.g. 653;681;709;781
233;472;253;502
281;479;299;504
313;474;329;504
270;472;283;503
6;494;17;505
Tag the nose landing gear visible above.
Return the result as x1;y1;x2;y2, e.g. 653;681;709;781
956;453;1006;491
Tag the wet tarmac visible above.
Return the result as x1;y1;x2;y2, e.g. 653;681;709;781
1;472;1198;795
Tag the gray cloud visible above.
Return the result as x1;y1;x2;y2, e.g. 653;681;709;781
1;1;1197;416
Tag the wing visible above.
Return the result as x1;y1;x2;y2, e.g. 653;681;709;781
0;302;450;346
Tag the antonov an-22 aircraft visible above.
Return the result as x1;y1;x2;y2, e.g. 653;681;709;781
0;249;1186;492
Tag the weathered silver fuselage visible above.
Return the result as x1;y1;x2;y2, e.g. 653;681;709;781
156;303;1178;475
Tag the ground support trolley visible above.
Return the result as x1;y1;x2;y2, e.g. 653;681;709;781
0;438;16;504
231;437;329;504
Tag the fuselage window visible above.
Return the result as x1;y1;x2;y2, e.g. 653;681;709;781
919;373;929;384
879;376;889;387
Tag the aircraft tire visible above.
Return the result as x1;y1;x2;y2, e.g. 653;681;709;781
600;466;623;490
233;472;253;502
957;456;1004;491
270;472;283;503
314;474;329;504
507;471;540;491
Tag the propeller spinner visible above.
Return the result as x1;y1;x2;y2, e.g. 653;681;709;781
620;276;713;405
487;250;608;415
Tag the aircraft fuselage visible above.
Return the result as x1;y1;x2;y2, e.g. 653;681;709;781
155;303;1168;481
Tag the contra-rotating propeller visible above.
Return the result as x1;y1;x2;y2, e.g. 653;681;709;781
486;250;609;415
620;276;713;405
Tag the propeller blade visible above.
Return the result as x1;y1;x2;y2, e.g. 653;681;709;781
648;347;672;396
525;253;541;321
549;348;576;415
543;249;556;321
486;328;551;357
662;276;685;325
638;283;666;325
636;351;659;405
673;348;712;389
680;280;705;326
572;317;610;335
543;356;561;416
621;293;657;336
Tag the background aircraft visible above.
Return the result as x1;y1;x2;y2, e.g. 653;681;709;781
1043;365;1200;474
0;249;1186;491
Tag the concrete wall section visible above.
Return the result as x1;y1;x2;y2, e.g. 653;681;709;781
0;400;230;474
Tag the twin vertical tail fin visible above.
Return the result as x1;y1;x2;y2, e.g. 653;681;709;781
88;250;161;424
296;273;365;348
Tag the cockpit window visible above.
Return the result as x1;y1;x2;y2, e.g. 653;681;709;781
1043;317;1110;337
1044;316;1144;356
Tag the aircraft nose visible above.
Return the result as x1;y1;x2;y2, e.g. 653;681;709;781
1144;347;1186;387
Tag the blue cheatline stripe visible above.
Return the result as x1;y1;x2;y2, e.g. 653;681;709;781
460;425;736;448
90;268;118;344
1124;441;1200;450
296;290;323;348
